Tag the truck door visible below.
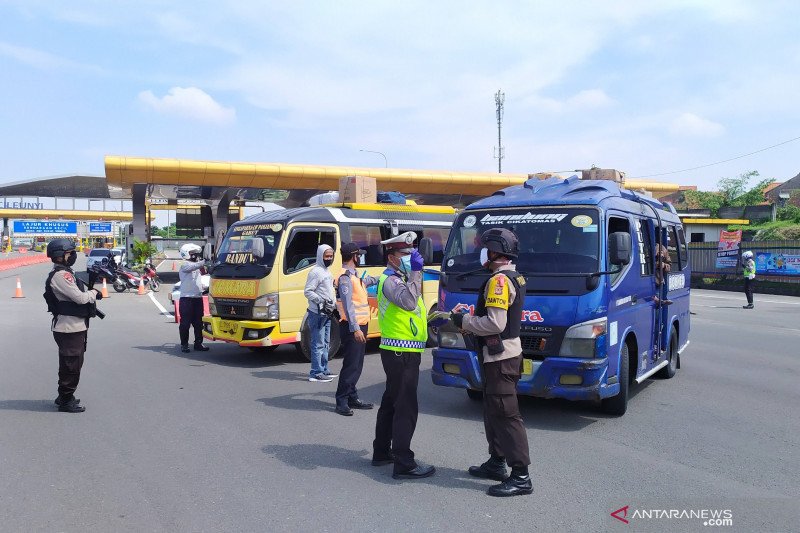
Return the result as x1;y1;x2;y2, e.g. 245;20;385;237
278;224;339;334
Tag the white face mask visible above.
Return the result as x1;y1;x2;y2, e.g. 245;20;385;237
479;247;489;267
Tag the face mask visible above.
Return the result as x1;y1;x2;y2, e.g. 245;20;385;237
323;258;333;267
399;255;412;274
479;248;489;267
65;253;77;267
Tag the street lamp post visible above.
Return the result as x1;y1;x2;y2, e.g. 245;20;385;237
359;149;388;167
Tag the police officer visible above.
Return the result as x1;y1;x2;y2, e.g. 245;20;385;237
450;228;532;496
742;250;756;309
333;242;379;416
45;239;103;413
372;231;435;479
178;243;209;353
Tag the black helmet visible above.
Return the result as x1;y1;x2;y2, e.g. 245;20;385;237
46;238;76;259
480;228;519;259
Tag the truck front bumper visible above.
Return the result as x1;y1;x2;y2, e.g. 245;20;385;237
431;348;619;401
202;316;299;347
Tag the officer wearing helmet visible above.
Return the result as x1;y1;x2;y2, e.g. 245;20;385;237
178;243;209;353
741;250;756;309
448;227;532;497
44;238;103;413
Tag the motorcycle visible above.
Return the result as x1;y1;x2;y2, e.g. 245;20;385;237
114;265;145;292
89;258;124;291
141;262;161;292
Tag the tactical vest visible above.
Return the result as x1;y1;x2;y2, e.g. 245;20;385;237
474;270;526;340
335;269;370;326
44;265;93;320
377;272;427;352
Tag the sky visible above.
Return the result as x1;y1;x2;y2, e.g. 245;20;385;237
1;0;799;192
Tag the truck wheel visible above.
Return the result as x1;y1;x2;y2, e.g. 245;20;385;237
298;317;341;362
656;326;678;379
466;388;483;401
600;342;629;416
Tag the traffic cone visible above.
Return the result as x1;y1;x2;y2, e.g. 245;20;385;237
172;261;177;271
12;277;24;298
138;277;146;295
101;278;109;298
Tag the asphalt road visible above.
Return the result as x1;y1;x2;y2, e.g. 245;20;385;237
1;262;797;532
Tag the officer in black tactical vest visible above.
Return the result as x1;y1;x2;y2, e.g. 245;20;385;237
44;239;103;413
448;228;532;496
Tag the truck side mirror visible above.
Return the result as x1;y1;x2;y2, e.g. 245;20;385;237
608;232;632;266
203;243;213;262
250;238;265;261
418;237;434;265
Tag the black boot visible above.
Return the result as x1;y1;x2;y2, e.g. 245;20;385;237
57;398;85;413
487;467;532;497
468;455;508;482
194;343;209;352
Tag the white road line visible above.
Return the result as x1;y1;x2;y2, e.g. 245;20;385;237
692;292;800;306
148;291;173;317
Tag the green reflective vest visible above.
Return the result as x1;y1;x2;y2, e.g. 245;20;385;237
743;259;755;279
377;273;427;352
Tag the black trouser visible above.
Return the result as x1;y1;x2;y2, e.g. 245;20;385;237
179;297;204;347
483;355;531;469
744;278;755;305
336;322;369;409
373;349;421;473
53;331;87;397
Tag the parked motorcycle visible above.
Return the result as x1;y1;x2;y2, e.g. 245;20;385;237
88;258;123;292
141;262;161;292
114;265;145;292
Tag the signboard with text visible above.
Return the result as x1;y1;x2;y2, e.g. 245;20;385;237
12;220;78;235
715;230;742;269
89;222;113;234
755;252;800;276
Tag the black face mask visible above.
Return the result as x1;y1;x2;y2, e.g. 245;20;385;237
323;258;333;267
65;253;77;267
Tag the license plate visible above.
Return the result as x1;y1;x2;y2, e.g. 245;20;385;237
522;358;533;375
218;320;239;335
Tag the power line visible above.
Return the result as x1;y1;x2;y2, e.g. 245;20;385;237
629;134;800;179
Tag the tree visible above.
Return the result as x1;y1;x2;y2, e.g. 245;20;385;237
684;170;775;216
131;239;158;265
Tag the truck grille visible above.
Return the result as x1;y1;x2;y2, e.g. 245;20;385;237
215;298;254;319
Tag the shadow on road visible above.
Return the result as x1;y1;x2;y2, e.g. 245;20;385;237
0;399;56;412
262;443;490;491
133;343;301;369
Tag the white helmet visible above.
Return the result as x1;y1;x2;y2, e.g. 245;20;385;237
180;243;202;260
742;250;753;260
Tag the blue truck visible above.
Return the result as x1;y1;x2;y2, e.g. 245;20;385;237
431;171;691;415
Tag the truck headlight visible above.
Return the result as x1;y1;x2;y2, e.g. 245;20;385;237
558;317;607;359
253;293;279;320
438;323;467;349
208;294;216;315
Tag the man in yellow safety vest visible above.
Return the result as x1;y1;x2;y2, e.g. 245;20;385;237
333;242;379;416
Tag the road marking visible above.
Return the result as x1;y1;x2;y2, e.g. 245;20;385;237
148;291;174;317
692;315;800;334
693;292;800;306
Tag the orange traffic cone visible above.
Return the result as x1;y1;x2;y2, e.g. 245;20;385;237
13;277;25;298
138;277;146;295
101;278;109;298
172;261;177;271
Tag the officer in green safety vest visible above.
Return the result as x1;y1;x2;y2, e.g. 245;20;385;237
742;250;756;309
371;231;435;480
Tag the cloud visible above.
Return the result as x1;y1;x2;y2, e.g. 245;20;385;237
138;87;235;124
669;112;725;137
520;89;616;113
0;41;102;72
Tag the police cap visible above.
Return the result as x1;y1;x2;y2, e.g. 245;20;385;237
381;231;417;253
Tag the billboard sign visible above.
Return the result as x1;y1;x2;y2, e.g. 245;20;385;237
756;252;800;276
715;230;742;269
89;222;113;234
12;220;78;235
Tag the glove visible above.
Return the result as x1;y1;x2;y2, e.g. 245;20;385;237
451;312;464;329
94;288;103;301
410;249;424;272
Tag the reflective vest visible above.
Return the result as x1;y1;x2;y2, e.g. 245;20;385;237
335;269;370;326
743;259;756;279
377;273;427;352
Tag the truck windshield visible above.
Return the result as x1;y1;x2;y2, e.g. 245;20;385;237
443;207;600;275
217;223;282;267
